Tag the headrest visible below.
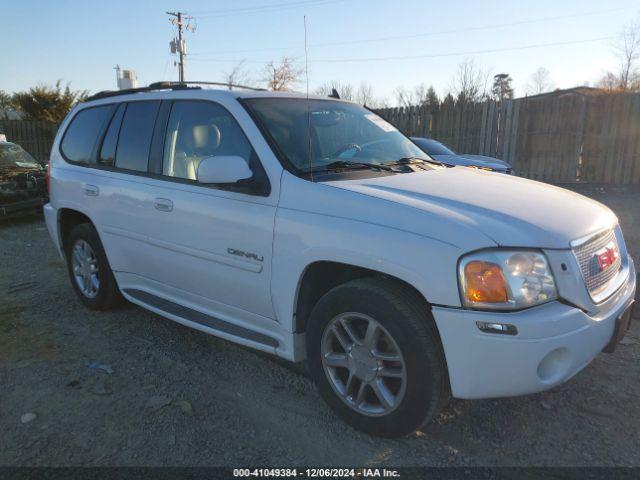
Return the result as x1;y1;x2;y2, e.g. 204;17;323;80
192;124;221;150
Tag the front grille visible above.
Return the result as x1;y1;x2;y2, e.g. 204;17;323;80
572;229;622;297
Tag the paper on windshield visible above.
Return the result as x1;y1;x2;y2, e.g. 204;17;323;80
364;114;397;133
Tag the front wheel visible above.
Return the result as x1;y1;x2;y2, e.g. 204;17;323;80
306;277;449;437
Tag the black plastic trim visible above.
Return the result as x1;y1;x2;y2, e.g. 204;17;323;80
124;288;279;348
149;100;172;175
96;103;126;167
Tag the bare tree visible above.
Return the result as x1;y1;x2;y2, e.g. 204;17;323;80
393;86;412;108
394;83;438;108
616;18;640;91
315;81;354;101
355;82;374;106
314;81;387;107
597;18;640;92
526;67;555;95
450;59;490;103
596;72;621;92
223;60;252;89
263;57;303;91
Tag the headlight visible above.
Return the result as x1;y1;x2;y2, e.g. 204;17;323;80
458;250;557;310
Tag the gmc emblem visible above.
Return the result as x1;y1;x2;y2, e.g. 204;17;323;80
595;242;619;272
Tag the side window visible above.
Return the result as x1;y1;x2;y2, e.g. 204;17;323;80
162;101;253;181
115;101;160;172
60;106;111;163
99;103;125;167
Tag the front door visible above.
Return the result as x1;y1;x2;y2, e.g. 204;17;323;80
140;99;277;324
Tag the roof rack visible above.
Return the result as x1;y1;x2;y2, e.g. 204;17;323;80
151;81;267;92
85;80;266;102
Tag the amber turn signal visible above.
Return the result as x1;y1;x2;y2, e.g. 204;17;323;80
463;261;508;303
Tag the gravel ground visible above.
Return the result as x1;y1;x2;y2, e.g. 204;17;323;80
1;185;639;467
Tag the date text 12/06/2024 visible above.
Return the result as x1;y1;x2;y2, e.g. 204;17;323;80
232;468;401;478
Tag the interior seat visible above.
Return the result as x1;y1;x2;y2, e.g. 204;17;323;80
181;124;221;180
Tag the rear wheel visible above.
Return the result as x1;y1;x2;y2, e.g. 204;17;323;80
65;223;123;310
306;277;449;437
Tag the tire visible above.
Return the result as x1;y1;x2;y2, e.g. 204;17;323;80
306;277;449;438
65;223;123;310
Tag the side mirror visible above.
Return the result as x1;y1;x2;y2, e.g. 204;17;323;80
196;156;253;184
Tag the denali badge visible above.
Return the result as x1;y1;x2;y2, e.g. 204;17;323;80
227;248;264;262
595;241;619;272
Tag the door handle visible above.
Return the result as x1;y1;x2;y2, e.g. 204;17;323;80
83;184;99;196
154;198;173;212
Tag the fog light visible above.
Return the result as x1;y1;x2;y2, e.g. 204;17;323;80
475;321;517;335
537;348;571;383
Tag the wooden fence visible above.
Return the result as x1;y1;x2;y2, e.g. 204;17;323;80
0;120;59;164
2;93;640;183
375;92;640;184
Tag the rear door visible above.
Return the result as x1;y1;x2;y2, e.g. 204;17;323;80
87;100;165;276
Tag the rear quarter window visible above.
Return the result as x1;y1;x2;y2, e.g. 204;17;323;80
60;105;112;163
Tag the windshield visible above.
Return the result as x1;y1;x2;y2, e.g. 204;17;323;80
243;98;430;173
0;143;40;168
411;138;456;156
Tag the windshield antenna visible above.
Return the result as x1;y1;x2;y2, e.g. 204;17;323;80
304;16;313;181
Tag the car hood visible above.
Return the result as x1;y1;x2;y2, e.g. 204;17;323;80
432;154;510;170
326;167;616;249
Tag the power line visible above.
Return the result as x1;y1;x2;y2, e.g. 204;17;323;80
189;4;634;56
193;0;347;19
188;35;614;64
313;36;616;63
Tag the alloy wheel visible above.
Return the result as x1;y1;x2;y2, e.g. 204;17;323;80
321;312;407;416
71;239;100;299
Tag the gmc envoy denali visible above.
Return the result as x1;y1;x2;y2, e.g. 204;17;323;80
44;82;636;437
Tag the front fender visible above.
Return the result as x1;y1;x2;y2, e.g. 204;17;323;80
271;207;467;335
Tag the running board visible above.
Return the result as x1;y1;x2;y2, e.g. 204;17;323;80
123;289;279;348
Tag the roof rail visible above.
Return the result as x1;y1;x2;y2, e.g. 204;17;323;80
86;82;199;102
149;81;267;92
85;80;267;102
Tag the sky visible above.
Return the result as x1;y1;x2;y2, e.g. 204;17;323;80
2;0;638;104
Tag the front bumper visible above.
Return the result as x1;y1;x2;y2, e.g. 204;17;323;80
433;257;636;399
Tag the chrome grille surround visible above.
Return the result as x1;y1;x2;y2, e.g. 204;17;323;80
572;229;622;300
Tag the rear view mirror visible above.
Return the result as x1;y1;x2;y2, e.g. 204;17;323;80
196;156;253;184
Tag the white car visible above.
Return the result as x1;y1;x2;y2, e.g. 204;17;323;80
44;83;636;437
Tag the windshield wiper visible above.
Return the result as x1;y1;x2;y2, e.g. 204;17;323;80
307;160;394;173
384;156;447;167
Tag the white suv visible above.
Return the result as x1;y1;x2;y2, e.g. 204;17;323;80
44;83;636;437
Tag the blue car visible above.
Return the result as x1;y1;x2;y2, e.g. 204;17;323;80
411;137;513;174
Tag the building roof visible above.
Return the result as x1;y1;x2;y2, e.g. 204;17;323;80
523;86;605;100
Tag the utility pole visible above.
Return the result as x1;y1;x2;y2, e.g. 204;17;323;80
167;11;195;83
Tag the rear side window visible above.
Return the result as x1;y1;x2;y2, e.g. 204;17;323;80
99;103;125;167
115;101;160;172
60;106;111;163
